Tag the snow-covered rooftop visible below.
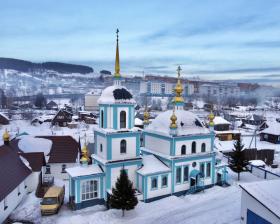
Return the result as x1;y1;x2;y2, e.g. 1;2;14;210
260;122;280;135
135;117;143;126
137;154;170;175
240;180;280;218
97;85;136;104
146;110;210;136
213;116;231;125
66;164;103;177
18;135;52;156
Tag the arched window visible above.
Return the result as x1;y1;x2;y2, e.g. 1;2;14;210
120;139;126;154
101;110;104;128
181;145;186;155
100;144;103;152
191;141;196;154
201;143;206;152
120;111;126;128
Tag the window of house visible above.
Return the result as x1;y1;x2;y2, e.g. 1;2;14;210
17;186;21;196
61;164;66;173
120;111;126;128
100;110;104;128
200;163;205;177
181;145;186;155
45;165;51;174
100;144;103;152
191;141;196;154
4;198;8;210
81;180;98;201
151;177;158;190
176;167;182;184
183;166;189;182
206;162;211;177
120;139;127;154
201;143;206;153
162;175;168;188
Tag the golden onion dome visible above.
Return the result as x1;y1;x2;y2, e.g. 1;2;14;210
143;109;150;124
80;143;89;163
3;129;10;141
208;111;215;127
170;111;178;129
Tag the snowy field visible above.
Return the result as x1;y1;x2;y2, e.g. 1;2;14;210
9;171;264;224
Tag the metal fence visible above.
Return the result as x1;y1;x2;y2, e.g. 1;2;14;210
248;164;280;180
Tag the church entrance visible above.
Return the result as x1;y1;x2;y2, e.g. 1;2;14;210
189;169;204;193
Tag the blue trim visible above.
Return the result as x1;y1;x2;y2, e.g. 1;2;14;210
144;176;147;201
73;198;105;210
113;107;117;129
211;154;215;184
143;193;171;203
103;106;108;128
107;136;112;160
136;134;140;156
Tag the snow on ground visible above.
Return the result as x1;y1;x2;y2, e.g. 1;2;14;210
0;120;95;144
10;171;264;224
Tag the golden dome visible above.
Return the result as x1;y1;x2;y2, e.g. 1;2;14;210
80;143;89;163
208;111;215;127
3;129;10;142
173;66;184;103
170;110;178;129
143;108;150;124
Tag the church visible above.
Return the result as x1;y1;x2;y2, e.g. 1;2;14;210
66;30;228;210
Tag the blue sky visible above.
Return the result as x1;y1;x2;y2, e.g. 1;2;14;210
1;0;280;84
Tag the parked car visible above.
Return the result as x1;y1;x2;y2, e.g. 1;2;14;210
40;185;65;215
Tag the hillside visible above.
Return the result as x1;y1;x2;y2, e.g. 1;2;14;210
0;57;94;74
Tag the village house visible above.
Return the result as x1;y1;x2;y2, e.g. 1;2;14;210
40;136;80;180
0;131;32;223
260;122;280;144
46;100;58;110
0;112;10;125
51;108;73;127
212;116;240;141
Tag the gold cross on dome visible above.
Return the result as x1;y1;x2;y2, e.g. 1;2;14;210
177;66;182;78
116;29;119;39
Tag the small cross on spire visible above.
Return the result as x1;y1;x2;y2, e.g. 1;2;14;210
116;29;119;40
177;65;182;78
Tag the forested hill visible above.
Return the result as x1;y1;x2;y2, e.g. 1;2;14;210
0;57;94;74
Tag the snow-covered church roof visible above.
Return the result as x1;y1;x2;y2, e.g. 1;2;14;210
146;110;210;136
97;85;136;104
137;154;170;175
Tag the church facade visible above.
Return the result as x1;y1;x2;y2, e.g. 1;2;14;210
66;31;228;210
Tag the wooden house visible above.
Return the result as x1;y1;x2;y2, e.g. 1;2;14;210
260;122;280;144
46;100;58;110
51;109;73;127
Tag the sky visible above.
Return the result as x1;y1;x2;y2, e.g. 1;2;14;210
1;0;280;85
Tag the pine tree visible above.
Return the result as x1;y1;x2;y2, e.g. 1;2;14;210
228;138;249;181
109;169;138;217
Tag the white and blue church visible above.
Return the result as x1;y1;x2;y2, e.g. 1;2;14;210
66;31;228;210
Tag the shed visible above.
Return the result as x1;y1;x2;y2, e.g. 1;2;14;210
240;180;280;224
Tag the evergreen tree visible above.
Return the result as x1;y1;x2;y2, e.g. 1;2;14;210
228;138;249;181
109;169;138;217
34;93;46;109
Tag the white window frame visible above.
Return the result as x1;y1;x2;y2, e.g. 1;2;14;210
81;179;98;201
